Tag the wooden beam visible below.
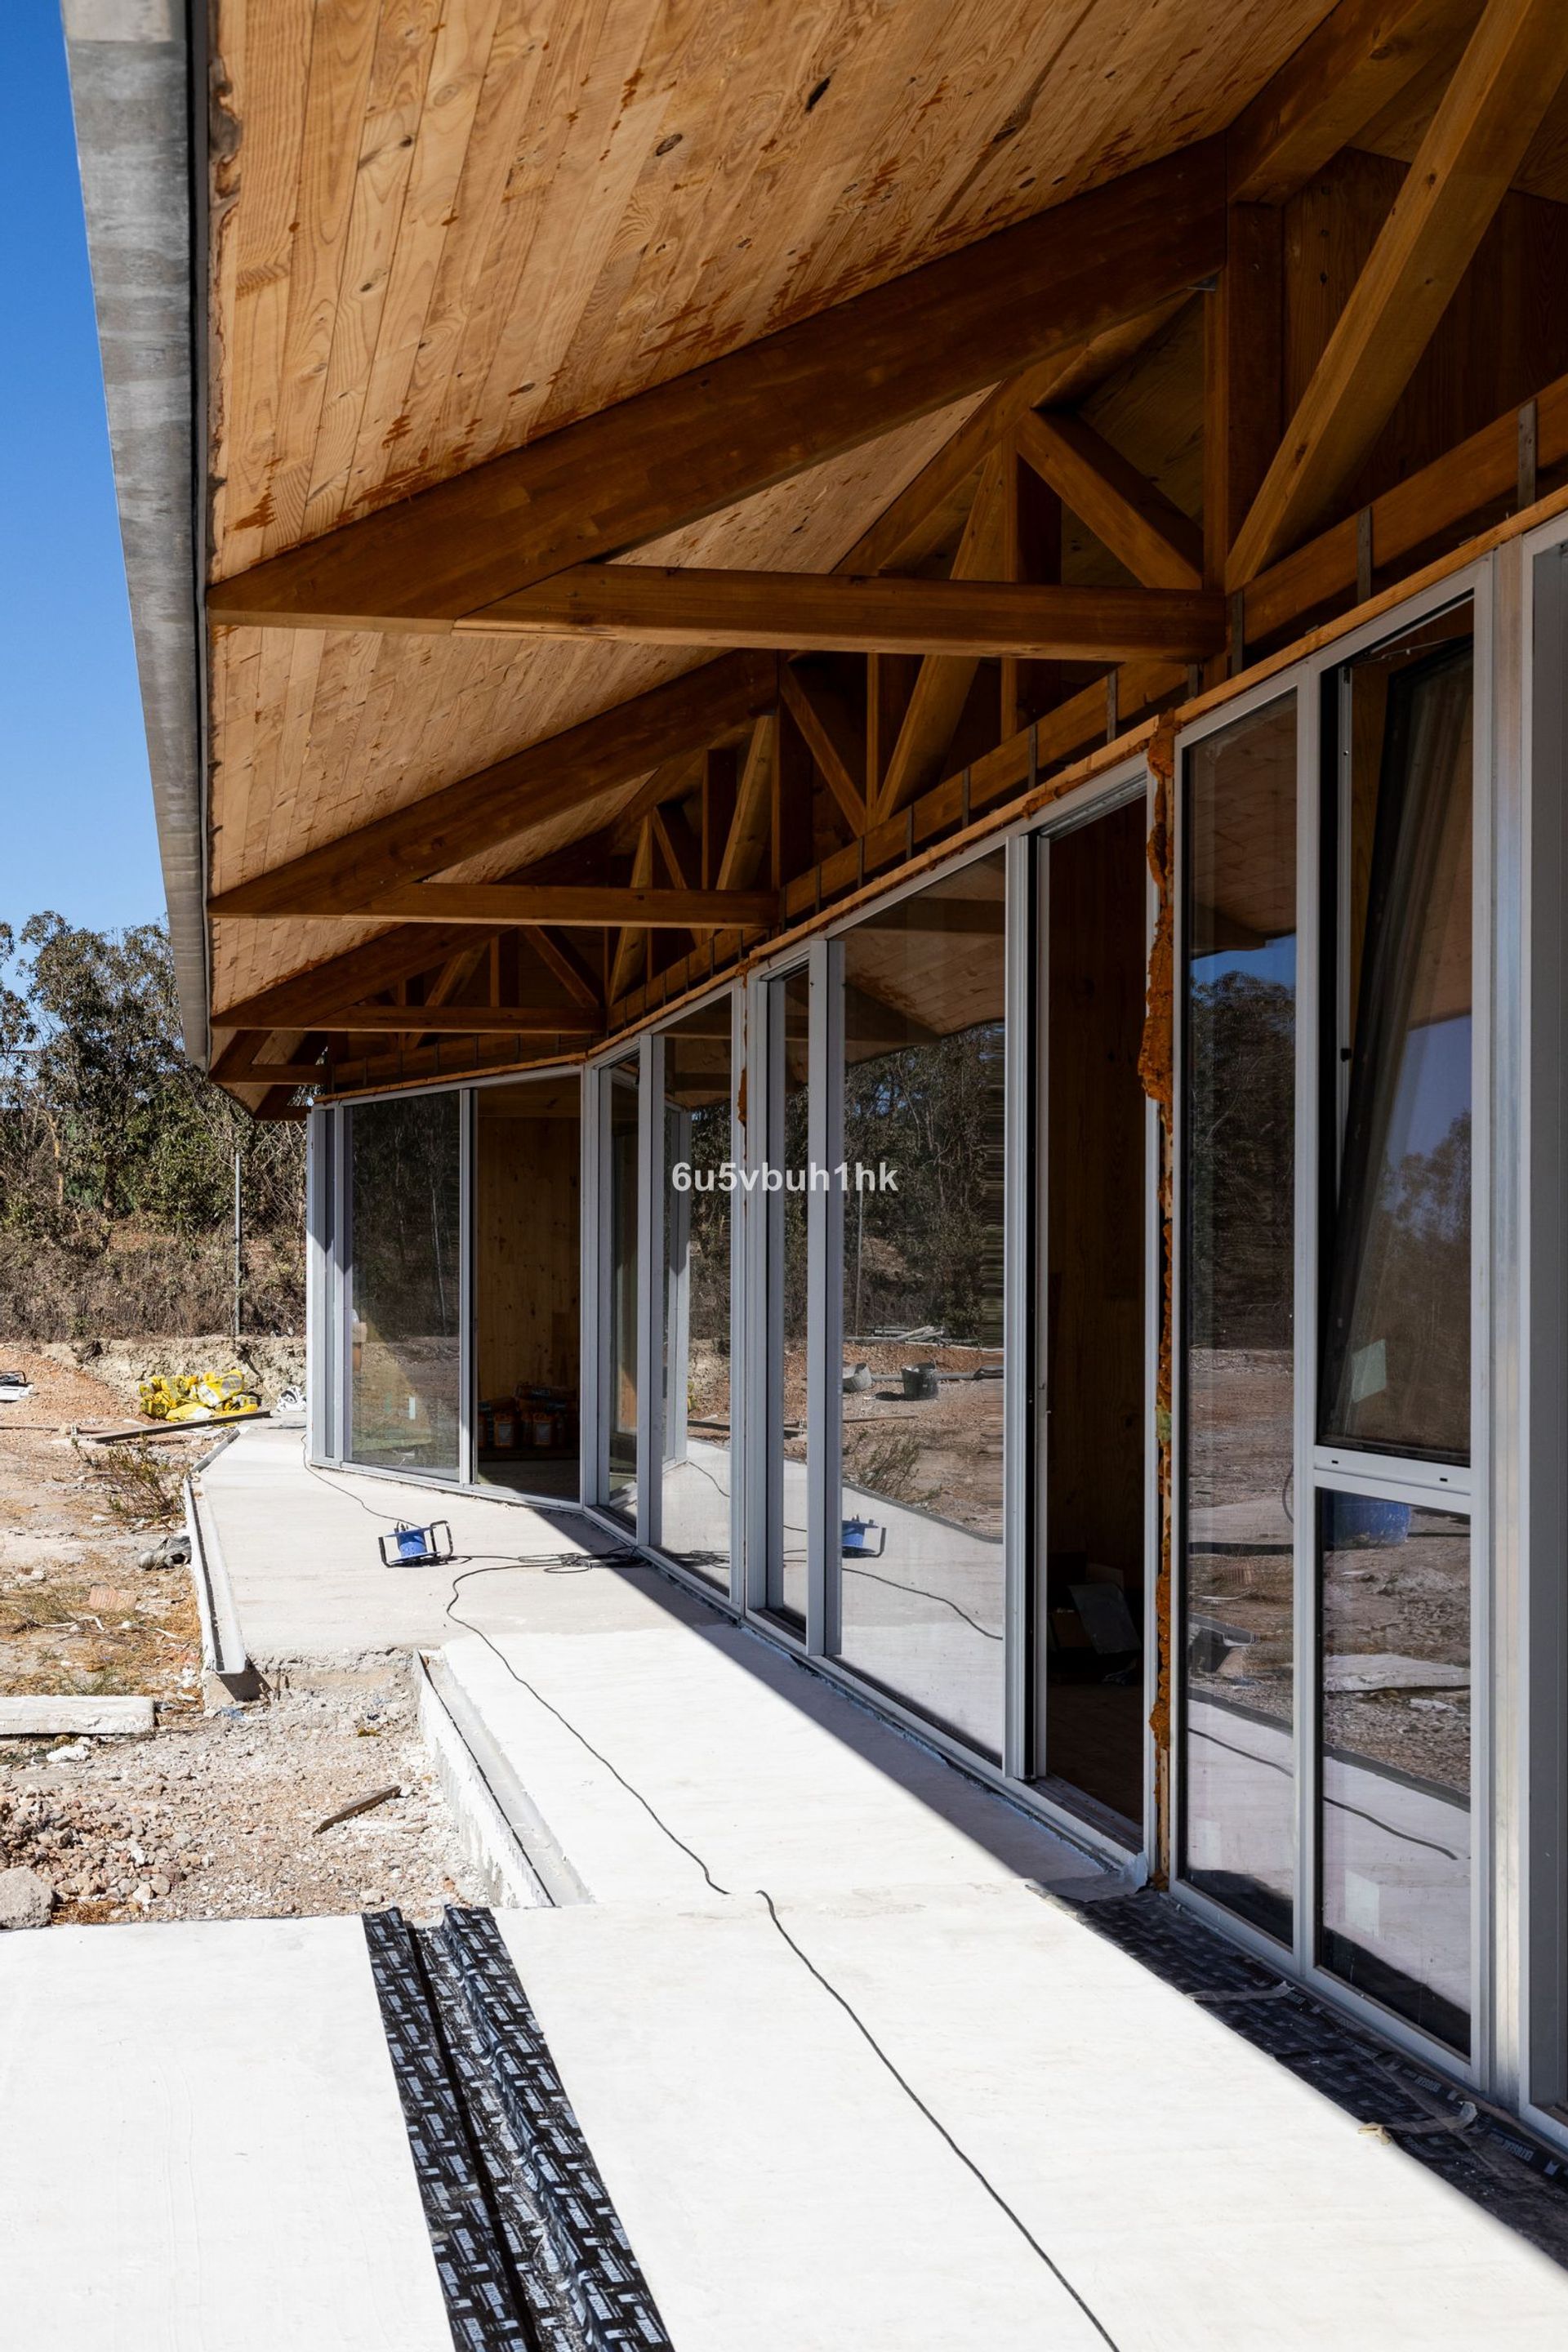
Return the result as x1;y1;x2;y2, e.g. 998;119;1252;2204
1227;0;1470;206
461;566;1221;660
212;924;502;1033
1204;205;1284;598
837;305;1183;577
300;1005;602;1036
650;804;701;890
608;823;654;1004
207;653;776;920
874;448;1010;824
232;1062;327;1085
717;717;776;893
1227;0;1568;586
780;663;868;837
205;145;1225;631
314;883;782;930
522;926;601;1011
1243;362;1568;640
609;749;705;854
1013;409;1204;590
701;746;738;889
1000;439;1063;738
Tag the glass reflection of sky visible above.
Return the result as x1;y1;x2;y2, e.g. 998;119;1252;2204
1383;1013;1470;1162
1193;936;1297;990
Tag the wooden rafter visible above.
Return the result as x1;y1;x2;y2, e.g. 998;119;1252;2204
1013;410;1203;590
207;653;776;920
308;882;782;930
522;927;601;1012
717;717;776;893
206;146;1225;633
461;567;1218;660
608;823;655;1005
212;923;498;1034
874;447;1010;825
1227;0;1568;586
1227;0;1471;207
780;665;868;838
230;1006;602;1037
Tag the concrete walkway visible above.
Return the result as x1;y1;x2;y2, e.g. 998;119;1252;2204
51;1425;1568;2350
1;1913;452;2350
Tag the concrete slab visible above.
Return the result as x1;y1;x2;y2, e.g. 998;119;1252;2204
0;1913;451;2350
439;1620;1098;1907
498;1885;1568;2352
198;1423;711;1659
0;1695;154;1734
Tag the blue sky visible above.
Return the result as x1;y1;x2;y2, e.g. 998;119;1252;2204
0;2;163;938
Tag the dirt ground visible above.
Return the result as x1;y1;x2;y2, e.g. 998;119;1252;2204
0;1348;484;1929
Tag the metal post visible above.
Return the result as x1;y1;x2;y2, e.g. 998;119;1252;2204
232;1148;242;1342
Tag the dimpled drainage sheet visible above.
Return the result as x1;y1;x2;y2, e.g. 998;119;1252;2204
1063;1888;1568;2267
363;1907;672;2352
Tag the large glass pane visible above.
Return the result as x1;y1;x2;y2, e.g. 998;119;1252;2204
1181;693;1297;1943
349;1093;461;1476
1044;803;1147;1827
1320;1491;1471;2052
660;1000;733;1585
1321;614;1473;1461
765;970;812;1627
836;853;1006;1760
474;1076;581;1499
605;1062;639;1521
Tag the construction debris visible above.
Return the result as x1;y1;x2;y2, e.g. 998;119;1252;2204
0;1697;154;1737
314;1783;401;1835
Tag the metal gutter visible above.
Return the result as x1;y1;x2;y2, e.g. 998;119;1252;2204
60;0;210;1066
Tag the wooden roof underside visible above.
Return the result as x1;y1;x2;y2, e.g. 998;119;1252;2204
204;0;1568;1107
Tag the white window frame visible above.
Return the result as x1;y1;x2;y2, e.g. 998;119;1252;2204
1170;560;1499;2093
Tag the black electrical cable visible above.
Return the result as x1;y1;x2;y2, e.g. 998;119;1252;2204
445;1562;730;1898
442;1557;1121;2349
755;1888;1120;2350
302;1450;1112;2333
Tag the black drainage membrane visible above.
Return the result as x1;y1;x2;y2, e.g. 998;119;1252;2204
1063;1888;1568;2269
364;1907;673;2352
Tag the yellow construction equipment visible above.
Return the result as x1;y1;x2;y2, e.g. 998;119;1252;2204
138;1367;262;1424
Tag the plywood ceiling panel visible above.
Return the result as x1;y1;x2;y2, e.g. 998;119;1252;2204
208;0;1334;577
210;394;980;1010
203;0;1355;1029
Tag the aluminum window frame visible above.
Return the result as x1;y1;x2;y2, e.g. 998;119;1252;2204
1171;562;1500;2092
1514;510;1568;2144
617;978;746;1614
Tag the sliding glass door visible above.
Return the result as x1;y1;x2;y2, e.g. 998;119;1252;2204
1178;594;1477;2065
833;853;1008;1760
1316;604;1474;2052
1180;691;1299;1941
346;1092;464;1477
657;997;736;1588
602;1058;641;1526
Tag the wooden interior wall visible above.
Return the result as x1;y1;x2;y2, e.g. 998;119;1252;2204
474;1100;581;1397
1045;796;1147;1579
1284;149;1568;519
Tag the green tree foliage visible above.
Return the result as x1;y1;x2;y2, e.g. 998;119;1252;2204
0;915;304;1289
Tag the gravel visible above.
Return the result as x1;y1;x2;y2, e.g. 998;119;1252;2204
0;1664;488;1927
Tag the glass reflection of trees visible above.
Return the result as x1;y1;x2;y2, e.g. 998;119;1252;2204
659;1001;733;1586
836;852;1006;1762
1181;693;1298;1944
349;1093;462;1475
